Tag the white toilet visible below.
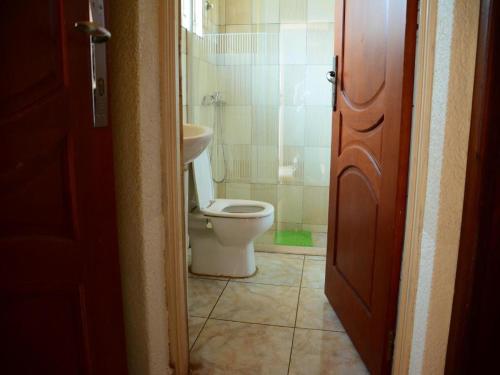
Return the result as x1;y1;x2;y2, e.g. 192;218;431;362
188;151;274;278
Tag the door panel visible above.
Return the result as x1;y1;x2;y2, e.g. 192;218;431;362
326;0;417;373
0;1;127;374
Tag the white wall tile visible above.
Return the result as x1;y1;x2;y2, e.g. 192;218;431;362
305;106;332;147
306;23;334;65
280;0;307;23
277;185;303;223
217;65;252;105
251;184;278;209
226;183;252;199
279;146;304;185
280;65;307;106
225;144;252;182
280;106;305;146
223;106;252;144
307;0;335;22
279;24;307;64
252;145;279;183
304;147;331;186
252;65;280;105
226;0;252;24
252;106;279;145
252;0;279;24
252;24;280;65
302;186;329;225
305;65;331;105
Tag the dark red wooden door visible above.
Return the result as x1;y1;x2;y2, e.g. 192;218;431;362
0;1;128;374
325;0;417;374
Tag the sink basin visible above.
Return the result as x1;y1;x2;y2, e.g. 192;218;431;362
183;123;213;164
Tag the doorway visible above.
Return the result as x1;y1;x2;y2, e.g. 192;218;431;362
180;0;417;374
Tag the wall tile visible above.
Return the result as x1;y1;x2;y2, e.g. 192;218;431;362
223;106;252;144
305;65;331;105
280;24;307;64
305;106;332;147
277;185;303;223
217;65;252;105
252;24;280;65
302;186;329;225
226;183;252;199
281;106;306;146
225;144;252;182
281;65;307;106
226;0;252;24
252;106;279;145
252;65;280;105
280;0;307;23
251;184;278;210
306;23;334;65
304;147;331;186
252;145;279;183
252;0;279;24
307;0;335;22
279;146;304;185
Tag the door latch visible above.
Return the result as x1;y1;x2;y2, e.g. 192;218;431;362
326;56;338;111
74;0;110;128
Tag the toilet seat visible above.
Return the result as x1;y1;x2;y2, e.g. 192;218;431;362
201;199;273;219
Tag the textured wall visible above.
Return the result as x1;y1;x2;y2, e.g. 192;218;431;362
409;0;480;373
108;1;171;374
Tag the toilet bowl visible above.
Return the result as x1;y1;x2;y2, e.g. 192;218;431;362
188;151;274;277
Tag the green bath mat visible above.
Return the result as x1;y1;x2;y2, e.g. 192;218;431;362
274;230;313;247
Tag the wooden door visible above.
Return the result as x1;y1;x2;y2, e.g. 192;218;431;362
325;0;417;373
0;1;128;374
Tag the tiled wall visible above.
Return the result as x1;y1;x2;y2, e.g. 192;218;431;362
183;0;335;245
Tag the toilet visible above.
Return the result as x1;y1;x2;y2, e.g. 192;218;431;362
188;151;274;277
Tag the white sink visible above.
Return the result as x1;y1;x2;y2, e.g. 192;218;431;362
183;123;213;164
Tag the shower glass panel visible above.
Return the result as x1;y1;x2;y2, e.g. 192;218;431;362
182;0;334;249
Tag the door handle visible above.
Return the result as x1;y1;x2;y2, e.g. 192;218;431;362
326;70;336;83
326;56;338;111
74;21;111;44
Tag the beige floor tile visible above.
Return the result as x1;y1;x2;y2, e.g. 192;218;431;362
296;288;344;331
289;329;369;375
189;316;207;349
302;258;325;288
312;232;327;248
237;252;304;286
211;282;299;326
305;255;326;261
190;319;293;375
188;278;227;317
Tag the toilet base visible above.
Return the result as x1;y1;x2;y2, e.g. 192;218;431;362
190;237;257;278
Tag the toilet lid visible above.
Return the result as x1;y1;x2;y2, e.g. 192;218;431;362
192;150;214;209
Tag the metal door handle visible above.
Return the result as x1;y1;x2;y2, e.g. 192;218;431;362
74;21;111;43
327;56;338;111
326;70;336;83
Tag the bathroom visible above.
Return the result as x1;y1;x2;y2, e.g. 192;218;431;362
180;0;366;373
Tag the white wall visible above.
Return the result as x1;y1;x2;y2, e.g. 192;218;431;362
409;0;480;373
109;1;171;374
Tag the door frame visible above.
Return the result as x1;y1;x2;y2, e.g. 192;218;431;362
160;0;464;373
445;0;498;372
160;0;190;374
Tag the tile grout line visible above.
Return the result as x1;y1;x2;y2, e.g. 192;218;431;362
287;255;306;375
189;279;230;352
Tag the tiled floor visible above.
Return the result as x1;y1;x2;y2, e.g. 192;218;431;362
187;251;368;374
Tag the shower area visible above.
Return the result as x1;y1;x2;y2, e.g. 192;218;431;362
181;0;334;250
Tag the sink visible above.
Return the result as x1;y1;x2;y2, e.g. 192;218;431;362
183;123;213;164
